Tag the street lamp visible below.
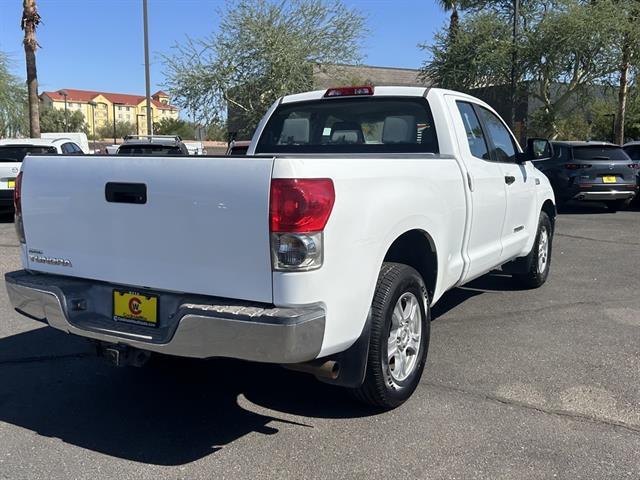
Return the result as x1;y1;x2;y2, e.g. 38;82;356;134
88;101;97;153
58;89;69;132
136;114;145;135
112;102;124;144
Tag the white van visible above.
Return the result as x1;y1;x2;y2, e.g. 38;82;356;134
41;132;91;154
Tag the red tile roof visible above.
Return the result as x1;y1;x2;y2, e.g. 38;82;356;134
152;90;169;98
41;89;178;110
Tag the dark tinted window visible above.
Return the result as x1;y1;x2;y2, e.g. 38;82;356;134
476;107;517;163
456;102;489;160
572;146;629;161
622;145;640;160
0;145;57;162
255;97;439;154
61;143;74;154
117;144;184;155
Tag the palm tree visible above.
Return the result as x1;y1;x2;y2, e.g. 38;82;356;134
21;0;41;138
436;0;461;40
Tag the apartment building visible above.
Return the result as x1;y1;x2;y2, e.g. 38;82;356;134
40;89;179;135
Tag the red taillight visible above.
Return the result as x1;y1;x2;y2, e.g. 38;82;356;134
564;163;592;170
324;86;374;98
14;171;22;215
628;163;639;169
270;179;335;233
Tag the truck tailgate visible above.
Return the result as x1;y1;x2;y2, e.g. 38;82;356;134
20;155;275;303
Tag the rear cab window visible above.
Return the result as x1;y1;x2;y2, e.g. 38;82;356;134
255;97;439;154
0;145;57;162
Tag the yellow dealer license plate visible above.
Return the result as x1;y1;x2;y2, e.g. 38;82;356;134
113;290;158;327
7;179;15;189
603;176;617;183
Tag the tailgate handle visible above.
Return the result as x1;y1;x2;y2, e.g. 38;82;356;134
105;182;147;204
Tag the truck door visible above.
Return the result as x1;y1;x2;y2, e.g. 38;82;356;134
447;98;507;282
474;106;536;261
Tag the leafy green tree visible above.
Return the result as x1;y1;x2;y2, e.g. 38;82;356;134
422;0;622;138
96;121;135;140
153;117;195;139
163;0;366;137
206;121;228;141
40;108;87;133
608;0;640;144
0;52;28;137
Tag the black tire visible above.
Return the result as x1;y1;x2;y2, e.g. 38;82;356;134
350;262;430;409
513;211;553;288
605;199;627;213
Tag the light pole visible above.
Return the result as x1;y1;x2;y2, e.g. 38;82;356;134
112;102;124;144
143;0;153;136
58;89;69;132
88;101;97;152
136;114;145;135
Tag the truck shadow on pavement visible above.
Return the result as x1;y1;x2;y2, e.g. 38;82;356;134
431;272;528;319
0;326;379;466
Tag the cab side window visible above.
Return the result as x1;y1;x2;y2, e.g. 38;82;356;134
456;101;489;160
476;107;517;163
61;143;74;154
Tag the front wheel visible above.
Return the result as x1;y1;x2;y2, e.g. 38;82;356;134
513;211;553;288
350;263;430;409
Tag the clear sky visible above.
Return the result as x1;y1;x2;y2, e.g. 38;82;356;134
0;0;447;96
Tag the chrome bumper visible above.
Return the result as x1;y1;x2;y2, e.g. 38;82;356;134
5;270;325;363
573;190;636;201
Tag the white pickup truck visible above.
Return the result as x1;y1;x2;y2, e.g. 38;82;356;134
6;86;556;409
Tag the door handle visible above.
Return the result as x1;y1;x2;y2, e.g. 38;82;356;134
105;182;147;204
505;175;516;185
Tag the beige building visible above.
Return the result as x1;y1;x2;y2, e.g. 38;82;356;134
40;89;179;136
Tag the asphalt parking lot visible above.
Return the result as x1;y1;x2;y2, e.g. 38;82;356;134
0;204;638;480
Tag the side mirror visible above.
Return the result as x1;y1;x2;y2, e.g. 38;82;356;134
517;138;553;164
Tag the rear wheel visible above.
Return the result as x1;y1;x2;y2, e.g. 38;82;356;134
606;199;627;212
513;212;553;288
350;263;430;409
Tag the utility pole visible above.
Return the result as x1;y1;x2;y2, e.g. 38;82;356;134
510;0;519;132
143;0;153;136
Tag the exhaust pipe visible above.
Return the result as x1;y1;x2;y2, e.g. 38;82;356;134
283;359;340;380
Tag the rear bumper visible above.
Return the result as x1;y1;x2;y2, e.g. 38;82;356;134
5;270;325;364
572;189;636;201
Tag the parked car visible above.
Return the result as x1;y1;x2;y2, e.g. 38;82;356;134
226;139;251;156
622;141;640;206
6;86;556;409
183;141;207;155
0;138;82;213
41;132;91;154
534;141;638;212
116;135;189;155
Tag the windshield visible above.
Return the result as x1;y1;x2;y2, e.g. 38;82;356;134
255;97;439;154
0;145;57;162
117;144;184;155
572;146;630;161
